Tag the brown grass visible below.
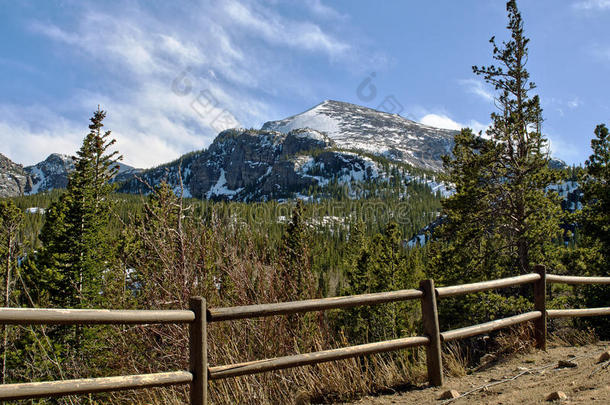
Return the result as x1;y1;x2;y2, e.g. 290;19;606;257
92;193;429;405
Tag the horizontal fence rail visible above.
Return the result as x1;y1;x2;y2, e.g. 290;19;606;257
1;267;609;404
436;273;540;298
548;308;610;318
547;274;610;285
441;311;542;342
208;288;423;322
0;307;195;325
0;372;193;401
209;336;430;380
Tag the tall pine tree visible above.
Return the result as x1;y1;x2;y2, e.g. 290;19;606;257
279;200;314;300
431;1;562;289
37;107;121;308
581;124;610;263
0;200;24;383
578;123;610;336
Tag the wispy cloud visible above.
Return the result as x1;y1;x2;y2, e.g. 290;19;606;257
1;0;366;168
304;0;348;20
419;113;489;134
222;0;350;58
546;133;580;160
573;0;610;10
545;96;583;117
567;97;582;109
0;104;83;166
459;79;494;102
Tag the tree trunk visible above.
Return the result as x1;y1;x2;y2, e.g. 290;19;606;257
2;235;13;384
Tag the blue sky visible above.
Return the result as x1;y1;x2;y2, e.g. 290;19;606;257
1;0;608;168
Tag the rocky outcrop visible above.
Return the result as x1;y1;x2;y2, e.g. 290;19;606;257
25;153;75;194
0;153;32;197
0;153;140;197
117;127;386;201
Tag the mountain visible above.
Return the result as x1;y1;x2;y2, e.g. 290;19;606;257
0;153;140;197
0;153;32;197
25;153;77;194
1;99;567;201
117;127;434;201
262;100;457;171
117;100;454;200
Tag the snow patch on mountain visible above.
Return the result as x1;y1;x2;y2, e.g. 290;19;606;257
263;100;457;171
206;168;244;199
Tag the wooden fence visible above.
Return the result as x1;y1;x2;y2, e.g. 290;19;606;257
1;265;609;404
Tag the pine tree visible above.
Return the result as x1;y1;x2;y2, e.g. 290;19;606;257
431;1;563;290
0;200;24;383
581;124;610;261
279;200;313;300
340;222;417;343
578;123;610;336
36;107;122;308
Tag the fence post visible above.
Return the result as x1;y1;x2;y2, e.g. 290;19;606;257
190;297;208;405
533;265;547;351
420;279;443;386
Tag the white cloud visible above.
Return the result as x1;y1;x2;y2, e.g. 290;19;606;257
223;0;350;57
546;133;579;160
0;104;83;166
567;97;582;109
459;79;494;102
304;0;346;20
419;113;489;134
573;0;610;10
545;96;583;117
420;114;462;130
3;0;367;168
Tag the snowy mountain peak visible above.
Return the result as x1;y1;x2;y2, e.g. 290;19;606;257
262;99;458;171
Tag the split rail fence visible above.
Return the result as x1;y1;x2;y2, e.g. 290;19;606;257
1;265;609;404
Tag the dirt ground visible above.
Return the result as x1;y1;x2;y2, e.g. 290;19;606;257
340;342;610;404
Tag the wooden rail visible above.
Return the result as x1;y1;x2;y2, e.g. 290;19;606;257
548;308;610;318
1;267;609;404
209;336;430;380
441;311;542;342
0;307;195;325
0;372;193;401
208;288;423;322
547;274;610;285
436;273;541;297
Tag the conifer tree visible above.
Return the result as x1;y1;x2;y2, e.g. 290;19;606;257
581;124;610;262
578;123;610;335
431;0;563;289
340;222;417;343
279;200;313;300
37;107;121;307
0;200;24;383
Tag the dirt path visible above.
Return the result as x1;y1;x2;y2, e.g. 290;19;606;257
340;342;610;404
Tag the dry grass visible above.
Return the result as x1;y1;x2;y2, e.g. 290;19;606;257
549;325;598;347
443;342;469;377
91;195;428;405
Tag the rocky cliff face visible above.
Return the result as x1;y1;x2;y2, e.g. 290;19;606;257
25;153;75;194
0;153;139;197
0;153;32;197
118;127;394;201
116;100;459;201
